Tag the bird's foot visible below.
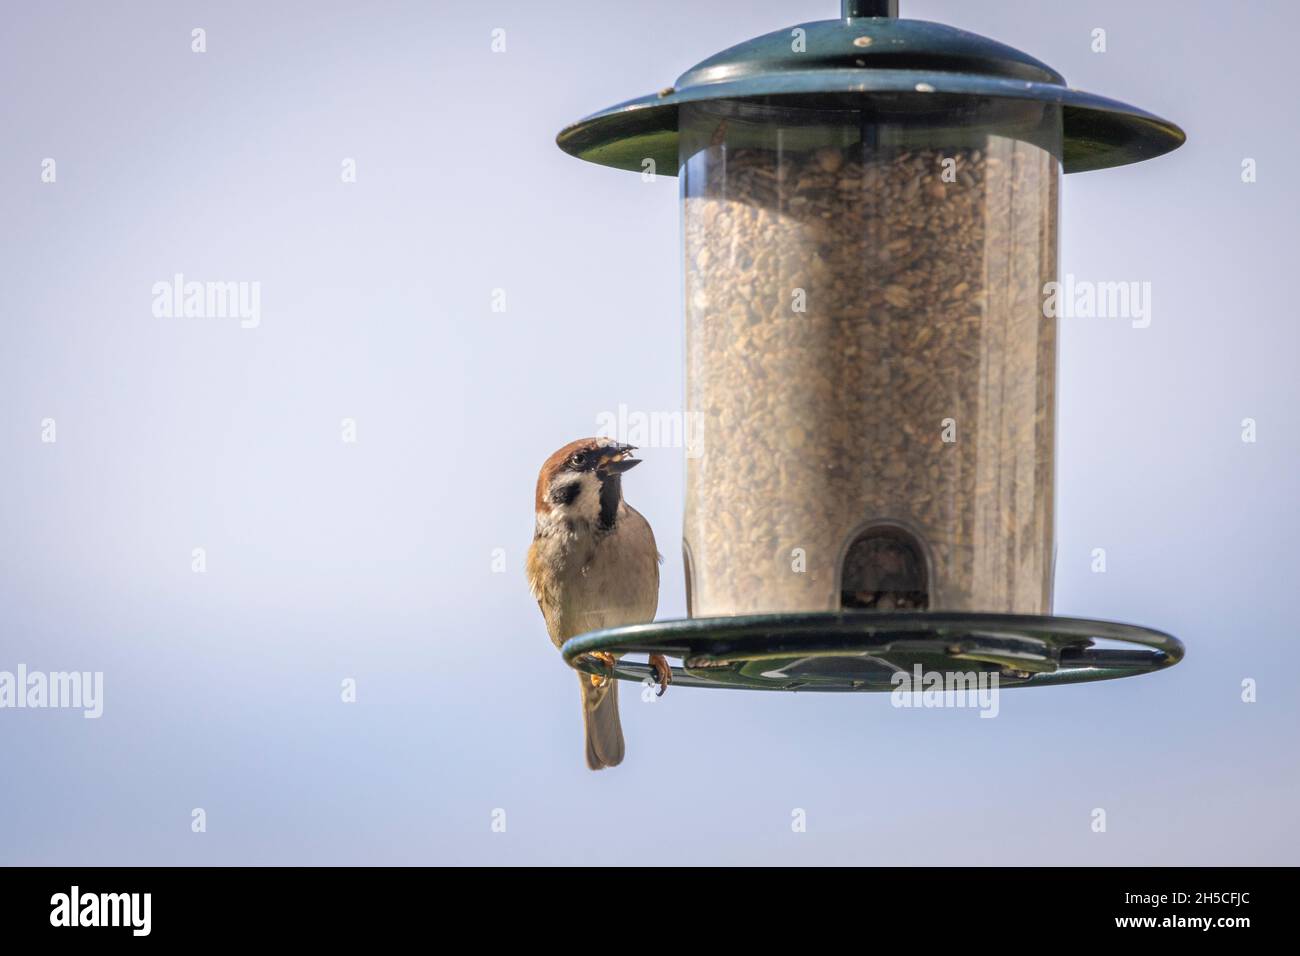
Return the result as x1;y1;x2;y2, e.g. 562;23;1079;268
648;653;672;697
587;651;617;687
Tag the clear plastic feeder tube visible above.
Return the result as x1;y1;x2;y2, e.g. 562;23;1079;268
680;98;1061;617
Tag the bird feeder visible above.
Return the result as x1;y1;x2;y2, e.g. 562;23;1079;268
557;0;1185;691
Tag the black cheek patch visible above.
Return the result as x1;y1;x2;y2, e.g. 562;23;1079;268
551;482;581;507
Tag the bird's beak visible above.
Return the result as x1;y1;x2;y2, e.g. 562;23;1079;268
597;443;641;474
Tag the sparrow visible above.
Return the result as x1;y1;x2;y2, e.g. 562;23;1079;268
526;438;670;770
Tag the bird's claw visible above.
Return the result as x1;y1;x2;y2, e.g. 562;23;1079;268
587;651;617;688
648;653;672;697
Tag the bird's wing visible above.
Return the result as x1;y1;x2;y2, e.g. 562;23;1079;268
525;537;544;603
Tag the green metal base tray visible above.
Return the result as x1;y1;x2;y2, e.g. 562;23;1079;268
562;612;1184;692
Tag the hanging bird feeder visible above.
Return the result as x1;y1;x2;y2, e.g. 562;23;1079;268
557;0;1185;692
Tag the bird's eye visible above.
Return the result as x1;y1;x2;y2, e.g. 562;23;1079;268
570;452;587;467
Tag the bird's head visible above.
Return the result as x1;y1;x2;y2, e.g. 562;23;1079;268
534;438;641;530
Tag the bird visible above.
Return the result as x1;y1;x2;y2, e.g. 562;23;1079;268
526;437;670;770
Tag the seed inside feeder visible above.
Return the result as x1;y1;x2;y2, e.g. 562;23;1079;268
680;102;1060;617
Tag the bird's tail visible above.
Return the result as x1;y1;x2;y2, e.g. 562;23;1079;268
579;673;624;770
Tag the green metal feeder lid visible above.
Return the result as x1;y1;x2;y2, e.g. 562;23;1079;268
556;0;1185;175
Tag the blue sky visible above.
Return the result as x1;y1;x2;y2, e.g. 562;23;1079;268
0;0;1296;864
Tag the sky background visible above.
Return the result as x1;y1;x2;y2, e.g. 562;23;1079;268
1;0;1296;865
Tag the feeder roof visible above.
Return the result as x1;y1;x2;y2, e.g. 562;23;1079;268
557;8;1185;175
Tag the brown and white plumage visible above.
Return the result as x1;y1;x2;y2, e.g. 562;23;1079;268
526;438;663;770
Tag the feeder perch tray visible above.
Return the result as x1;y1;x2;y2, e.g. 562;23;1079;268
562;613;1184;692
